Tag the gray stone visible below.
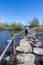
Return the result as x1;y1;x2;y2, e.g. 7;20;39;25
33;48;43;55
33;41;42;47
17;63;35;65
17;54;35;64
16;43;32;53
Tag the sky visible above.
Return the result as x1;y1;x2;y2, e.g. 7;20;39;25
0;0;43;25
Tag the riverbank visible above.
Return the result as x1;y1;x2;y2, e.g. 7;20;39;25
0;29;23;34
0;22;24;31
31;26;43;30
37;26;43;30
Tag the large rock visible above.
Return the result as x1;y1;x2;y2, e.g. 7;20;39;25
20;41;27;46
35;38;39;42
33;41;42;47
4;56;10;61
33;48;43;55
31;38;34;42
41;57;43;62
20;39;26;43
27;34;31;38
31;38;39;42
17;54;35;64
27;41;33;44
16;46;23;52
31;32;36;37
17;63;35;65
16;43;32;53
20;39;33;46
19;39;27;45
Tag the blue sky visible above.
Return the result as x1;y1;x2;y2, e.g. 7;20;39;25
0;0;43;24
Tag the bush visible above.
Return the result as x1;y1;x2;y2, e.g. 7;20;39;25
0;22;24;31
30;18;39;28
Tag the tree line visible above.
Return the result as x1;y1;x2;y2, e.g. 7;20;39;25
0;18;43;31
0;22;24;31
29;18;43;30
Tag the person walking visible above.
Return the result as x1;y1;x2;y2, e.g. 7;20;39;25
25;26;28;36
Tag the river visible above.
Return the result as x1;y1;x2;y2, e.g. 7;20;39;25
0;30;22;56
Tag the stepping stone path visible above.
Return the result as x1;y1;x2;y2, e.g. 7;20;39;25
16;29;43;65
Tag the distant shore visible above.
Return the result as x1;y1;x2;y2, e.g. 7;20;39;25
31;26;43;30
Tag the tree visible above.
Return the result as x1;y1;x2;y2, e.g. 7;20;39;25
0;22;8;30
42;21;43;25
15;23;24;30
30;18;39;28
10;22;24;30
